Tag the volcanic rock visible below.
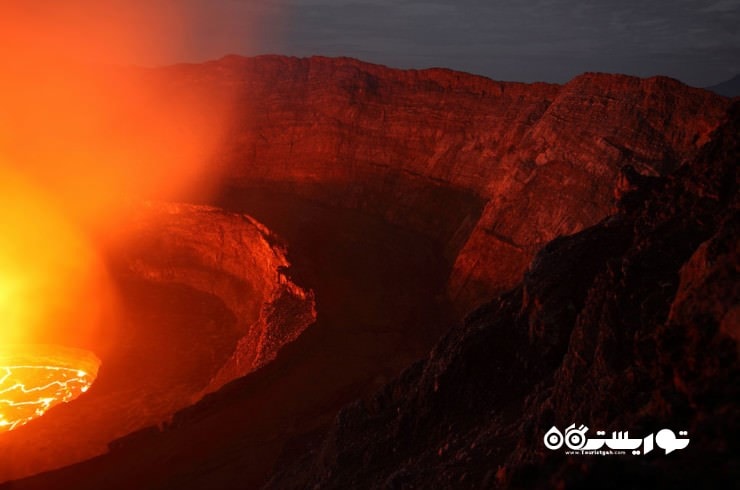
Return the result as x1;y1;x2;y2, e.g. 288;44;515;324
159;55;728;312
0;202;314;482
262;101;739;490
112;202;316;393
1;56;735;489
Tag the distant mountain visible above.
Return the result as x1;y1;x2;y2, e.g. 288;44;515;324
707;74;740;97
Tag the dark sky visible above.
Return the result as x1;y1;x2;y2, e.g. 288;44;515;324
168;0;739;87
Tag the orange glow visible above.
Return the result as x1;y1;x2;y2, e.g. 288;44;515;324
0;345;100;432
0;2;243;432
0;172;110;349
0;3;232;229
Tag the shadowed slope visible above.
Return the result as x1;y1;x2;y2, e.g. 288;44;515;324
263;101;739;490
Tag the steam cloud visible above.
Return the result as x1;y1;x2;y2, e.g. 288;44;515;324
0;2;242;352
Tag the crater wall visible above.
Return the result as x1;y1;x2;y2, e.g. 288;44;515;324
0;202;315;482
162;55;728;311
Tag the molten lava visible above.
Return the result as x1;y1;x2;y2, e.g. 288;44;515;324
0;345;100;432
0;1;239;437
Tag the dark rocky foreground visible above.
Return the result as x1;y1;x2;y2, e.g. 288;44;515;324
263;102;739;489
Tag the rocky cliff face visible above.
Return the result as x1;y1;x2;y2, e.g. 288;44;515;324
162;55;728;312
0;203;314;482
1;57;734;489
264;101;739;490
114;202;316;393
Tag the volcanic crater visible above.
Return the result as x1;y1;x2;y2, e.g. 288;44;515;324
0;55;735;489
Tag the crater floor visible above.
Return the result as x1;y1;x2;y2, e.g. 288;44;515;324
0;280;239;481
1;190;457;489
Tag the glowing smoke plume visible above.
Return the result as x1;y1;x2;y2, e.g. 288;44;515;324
0;1;243;427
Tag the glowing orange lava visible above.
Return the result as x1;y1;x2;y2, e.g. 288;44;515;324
0;345;100;432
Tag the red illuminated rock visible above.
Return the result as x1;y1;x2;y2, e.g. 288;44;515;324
1;57;734;490
0;202;315;482
167;55;727;311
114;202;316;393
260;99;739;490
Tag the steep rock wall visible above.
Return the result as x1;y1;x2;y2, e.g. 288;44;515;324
115;202;316;392
160;55;728;311
0;203;315;484
2;57;733;490
262;98;739;490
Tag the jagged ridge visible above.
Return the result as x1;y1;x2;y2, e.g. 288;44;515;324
178;55;728;311
264;102;739;489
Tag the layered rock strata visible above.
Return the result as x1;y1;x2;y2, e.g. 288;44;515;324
164;55;728;311
116;202;316;393
264;101;739;490
1;57;734;489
